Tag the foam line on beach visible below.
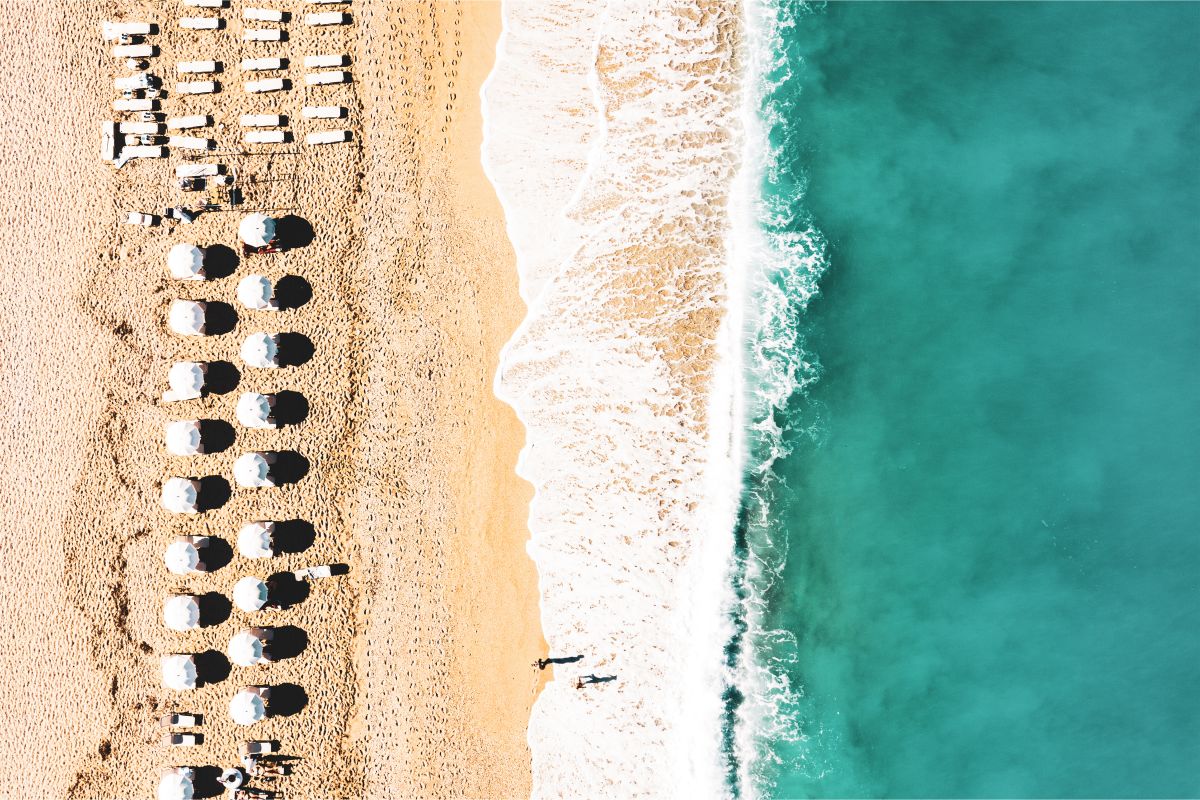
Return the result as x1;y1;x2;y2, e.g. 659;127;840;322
482;1;745;796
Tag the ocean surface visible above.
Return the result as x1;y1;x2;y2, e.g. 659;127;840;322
738;2;1200;798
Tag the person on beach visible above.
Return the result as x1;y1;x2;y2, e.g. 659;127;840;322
534;654;584;670
575;674;616;688
242;753;287;777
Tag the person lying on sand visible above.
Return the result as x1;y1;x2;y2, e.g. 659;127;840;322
242;754;287;777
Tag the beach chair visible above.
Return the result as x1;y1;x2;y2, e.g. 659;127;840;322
241;57;286;71
308;0;348;4
305;70;348;86
176;81;219;95
168;135;214;151
244;78;287;93
177;61;220;74
163;733;202;746
302;105;346;119
179;18;222;30
114;73;156;91
244;28;284;41
102;22;153;40
244;130;287;144
305;12;348;25
305;130;350;145
167;115;211;130
241;114;286;127
118;121;164;135
183;0;226;6
241;740;279;757
176;163;222;177
294;564;335;580
244;8;285;22
113;98;157;111
111;44;154;58
160;713;201;727
303;54;348;68
126;212;160;226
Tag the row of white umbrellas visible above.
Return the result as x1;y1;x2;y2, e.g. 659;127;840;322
165;214;276;282
160;452;283;514
164;523;276;577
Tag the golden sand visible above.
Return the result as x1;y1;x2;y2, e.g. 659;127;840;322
0;1;542;797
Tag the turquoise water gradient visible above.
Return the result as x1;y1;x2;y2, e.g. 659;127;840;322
758;3;1200;797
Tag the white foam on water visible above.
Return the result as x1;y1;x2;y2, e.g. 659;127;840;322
482;1;745;796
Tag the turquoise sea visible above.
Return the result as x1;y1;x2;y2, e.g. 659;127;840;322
739;2;1200;798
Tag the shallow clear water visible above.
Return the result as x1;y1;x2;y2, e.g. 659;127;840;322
751;2;1200;797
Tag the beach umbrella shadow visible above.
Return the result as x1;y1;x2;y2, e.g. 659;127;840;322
198;537;233;572
266;572;309;609
203;244;239;279
194;649;231;686
197;476;231;512
277;333;314;367
204;361;240;394
274;275;312;310
272;391;308;427
198;591;232;627
203;302;238;336
273;519;316;554
266;625;308;661
276;215;314;249
270;451;309;485
191;766;225;799
199;420;236;453
268;682;308;717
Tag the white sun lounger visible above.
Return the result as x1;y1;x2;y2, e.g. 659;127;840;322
111;44;154;57
308;0;348;4
179;17;222;30
122;145;167;159
244;78;286;93
167;115;211;130
303;54;347;69
241;57;286;71
114;73;155;90
176;81;218;95
305;70;348;86
169;135;214;150
126;211;160;226
160;713;201;727
241;114;285;127
113;98;157;111
163;733;201;746
244;28;283;41
241;741;278;756
183;0;226;7
302;105;346;119
294;565;336;579
118;121;164;134
176;163;222;177
305;129;350;145
245;130;287;144
102;22;153;40
305;12;348;25
177;61;219;74
244;8;284;22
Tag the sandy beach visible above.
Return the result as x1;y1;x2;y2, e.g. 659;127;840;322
0;1;541;798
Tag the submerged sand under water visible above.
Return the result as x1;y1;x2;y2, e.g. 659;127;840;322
0;1;542;797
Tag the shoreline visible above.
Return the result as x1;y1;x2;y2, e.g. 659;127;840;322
0;1;540;797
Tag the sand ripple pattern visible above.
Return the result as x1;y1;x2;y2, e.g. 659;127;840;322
485;2;743;797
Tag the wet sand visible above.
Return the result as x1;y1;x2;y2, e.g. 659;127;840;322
0;1;541;797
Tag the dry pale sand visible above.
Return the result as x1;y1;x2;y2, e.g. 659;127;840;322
0;1;543;798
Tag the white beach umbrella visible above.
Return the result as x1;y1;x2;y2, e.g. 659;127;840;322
237;521;275;559
236;392;275;429
161;654;198;691
158;770;194;800
167;300;206;336
165;361;206;401
239;213;276;248
237;274;278;311
161;478;201;514
229;689;266;725
164;539;201;575
240;333;280;368
234;576;269;612
167;243;205;280
228;631;265;666
163;594;201;631
165;420;203;456
234;452;274;488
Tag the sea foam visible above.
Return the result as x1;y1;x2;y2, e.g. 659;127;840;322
482;1;744;796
